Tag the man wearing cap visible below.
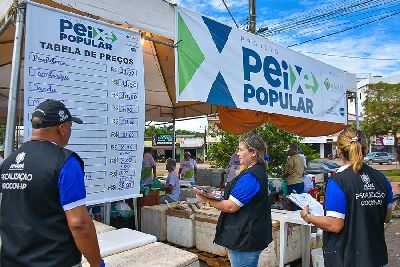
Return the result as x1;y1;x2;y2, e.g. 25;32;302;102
178;151;197;185
0;99;103;267
282;144;305;211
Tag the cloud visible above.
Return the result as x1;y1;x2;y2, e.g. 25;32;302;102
173;0;400;77
291;35;400;76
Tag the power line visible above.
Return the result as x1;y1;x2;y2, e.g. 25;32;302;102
276;0;400;36
296;51;398;60
221;0;239;28
266;0;383;30
287;8;400;47
263;0;378;34
259;0;400;36
269;6;400;42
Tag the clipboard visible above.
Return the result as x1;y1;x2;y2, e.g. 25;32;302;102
192;187;224;201
287;193;324;216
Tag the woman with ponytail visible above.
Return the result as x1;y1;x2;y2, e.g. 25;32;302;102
300;128;393;267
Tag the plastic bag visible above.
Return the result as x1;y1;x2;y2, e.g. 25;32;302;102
111;201;134;219
281;179;288;196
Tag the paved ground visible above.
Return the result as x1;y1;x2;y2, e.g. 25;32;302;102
156;160;399;177
386;218;400;266
329;158;400;171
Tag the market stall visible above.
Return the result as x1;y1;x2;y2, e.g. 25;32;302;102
0;1;356;266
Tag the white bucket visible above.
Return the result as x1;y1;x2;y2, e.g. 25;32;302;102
311;248;324;267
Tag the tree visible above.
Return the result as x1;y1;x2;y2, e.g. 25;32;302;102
208;123;319;176
362;82;400;160
144;125;205;138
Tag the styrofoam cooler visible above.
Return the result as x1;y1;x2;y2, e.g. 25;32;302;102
141;203;177;241
194;208;227;256
311;248;324;267
166;205;195;248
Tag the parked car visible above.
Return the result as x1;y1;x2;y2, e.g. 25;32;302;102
363;152;396;165
304;160;340;184
309;159;341;171
306;160;340;173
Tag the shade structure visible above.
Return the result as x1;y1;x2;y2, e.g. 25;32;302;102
217;106;346;136
0;0;351;137
0;0;218;125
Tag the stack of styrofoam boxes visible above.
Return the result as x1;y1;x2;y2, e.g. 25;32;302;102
210;168;224;188
258;220;302;266
141;203;177;241
166;204;195;248
196;168;225;187
194;207;227;256
179;188;197;201
179;186;211;201
196;169;211;186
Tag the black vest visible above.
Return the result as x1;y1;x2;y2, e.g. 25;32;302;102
0;140;83;267
214;163;272;251
323;165;389;267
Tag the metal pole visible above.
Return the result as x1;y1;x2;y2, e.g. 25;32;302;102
172;118;176;160
0;14;14;37
249;0;256;33
203;127;207;162
4;4;25;157
355;92;360;129
104;202;111;225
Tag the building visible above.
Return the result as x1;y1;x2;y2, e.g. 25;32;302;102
147;134;206;162
302;75;400;157
349;75;400;154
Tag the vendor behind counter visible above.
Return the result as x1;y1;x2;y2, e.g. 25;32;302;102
160;159;180;203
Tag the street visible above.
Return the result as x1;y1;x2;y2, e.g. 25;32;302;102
155;160;400;177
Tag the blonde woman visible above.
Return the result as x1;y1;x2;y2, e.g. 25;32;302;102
195;133;272;267
300;128;393;267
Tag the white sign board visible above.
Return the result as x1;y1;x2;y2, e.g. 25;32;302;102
24;3;145;204
383;136;395;146
176;7;348;124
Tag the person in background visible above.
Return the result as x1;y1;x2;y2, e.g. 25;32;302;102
195;133;272;267
220;153;241;189
282;143;305;210
141;147;156;185
179;151;197;185
160;158;180;203
300;128;392;267
88;205;103;222
0;149;4;167
0;99;103;267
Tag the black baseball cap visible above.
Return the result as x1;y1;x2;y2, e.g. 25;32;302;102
31;99;83;129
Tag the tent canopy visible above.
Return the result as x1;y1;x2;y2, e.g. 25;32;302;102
0;0;217;124
0;0;352;136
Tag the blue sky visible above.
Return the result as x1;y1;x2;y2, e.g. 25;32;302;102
172;0;400;78
169;0;400;131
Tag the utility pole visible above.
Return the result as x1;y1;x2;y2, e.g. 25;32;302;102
249;0;256;33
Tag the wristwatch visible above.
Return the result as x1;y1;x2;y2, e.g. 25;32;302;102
303;212;311;223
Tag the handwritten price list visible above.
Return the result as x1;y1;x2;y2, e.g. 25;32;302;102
24;4;145;204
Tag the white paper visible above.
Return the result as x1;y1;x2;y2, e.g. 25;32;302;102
288;193;324;216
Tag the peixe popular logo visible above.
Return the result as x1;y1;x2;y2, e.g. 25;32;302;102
361;173;375;191
59;18;117;50
10;152;26;170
